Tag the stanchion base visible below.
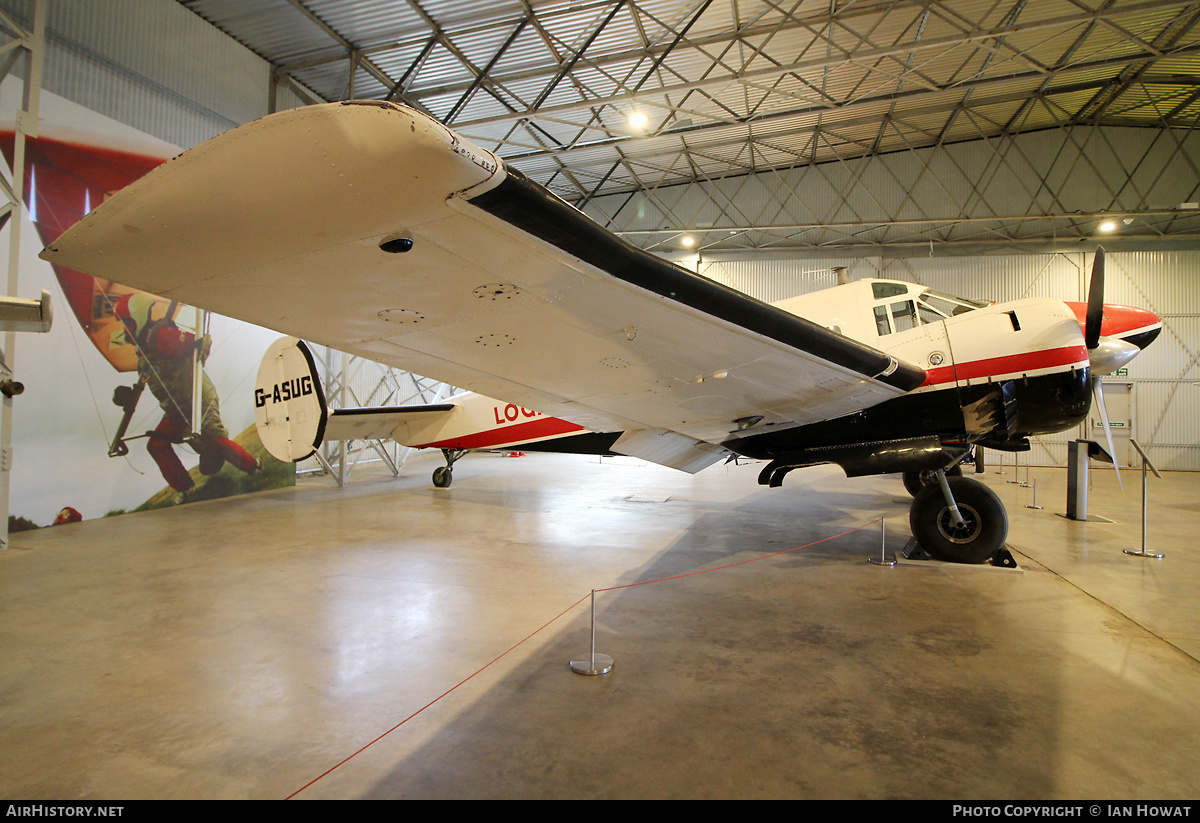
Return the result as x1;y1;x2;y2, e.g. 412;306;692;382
1124;549;1164;559
1056;512;1116;523
868;556;896;566
570;653;614;676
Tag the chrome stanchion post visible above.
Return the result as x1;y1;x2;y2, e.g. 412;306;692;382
571;589;615;675
868;517;895;566
1025;478;1043;510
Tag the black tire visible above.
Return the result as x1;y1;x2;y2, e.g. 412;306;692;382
909;476;1008;564
432;466;453;488
901;464;961;497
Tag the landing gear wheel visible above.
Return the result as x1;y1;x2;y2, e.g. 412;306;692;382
902;464;961;497
909;476;1008;564
432;466;453;488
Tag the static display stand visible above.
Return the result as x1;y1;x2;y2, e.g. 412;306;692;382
1124;439;1164;560
570;590;614;676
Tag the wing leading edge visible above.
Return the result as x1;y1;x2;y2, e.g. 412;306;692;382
42;101;924;472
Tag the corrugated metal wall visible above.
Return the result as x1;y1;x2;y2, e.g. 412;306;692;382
0;0;295;150
701;250;1200;471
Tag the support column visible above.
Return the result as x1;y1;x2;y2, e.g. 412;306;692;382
0;0;43;549
1065;439;1089;521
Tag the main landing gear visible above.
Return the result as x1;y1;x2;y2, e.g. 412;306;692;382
432;448;467;488
905;471;1009;564
901;464;961;497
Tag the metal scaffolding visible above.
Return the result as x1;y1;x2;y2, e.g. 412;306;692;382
175;0;1200;218
0;0;41;549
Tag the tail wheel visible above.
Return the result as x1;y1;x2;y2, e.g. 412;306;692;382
901;464;961;497
909;476;1008;564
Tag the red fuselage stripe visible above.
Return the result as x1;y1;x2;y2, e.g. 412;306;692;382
415;416;586;450
921;344;1088;387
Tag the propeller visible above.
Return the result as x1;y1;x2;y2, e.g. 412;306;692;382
1085;247;1105;351
1084;247;1128;488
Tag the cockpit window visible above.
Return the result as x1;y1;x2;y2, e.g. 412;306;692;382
873;300;921;336
917;301;944;325
869;282;987;336
872;282;909;300
921;289;989;315
873;305;891;336
891;300;917;333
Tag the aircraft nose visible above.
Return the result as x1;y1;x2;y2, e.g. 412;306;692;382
1065;302;1162;350
1127;324;1161;350
1102;304;1162;347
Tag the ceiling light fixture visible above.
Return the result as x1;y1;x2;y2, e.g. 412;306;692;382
1099;221;1116;232
681;234;695;247
628;111;648;130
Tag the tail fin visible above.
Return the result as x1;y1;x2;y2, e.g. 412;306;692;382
254;336;328;462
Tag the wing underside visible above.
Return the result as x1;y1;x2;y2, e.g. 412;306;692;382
42;101;924;471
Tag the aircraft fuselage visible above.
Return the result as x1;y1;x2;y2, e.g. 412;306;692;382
726;283;1093;469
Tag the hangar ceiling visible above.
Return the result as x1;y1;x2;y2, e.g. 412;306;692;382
177;0;1200;250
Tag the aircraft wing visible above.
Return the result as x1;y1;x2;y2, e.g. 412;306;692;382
42;101;924;472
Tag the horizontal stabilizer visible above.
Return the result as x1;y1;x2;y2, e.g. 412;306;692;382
325;405;455;442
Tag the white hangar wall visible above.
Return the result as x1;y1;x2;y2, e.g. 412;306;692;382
696;250;1200;472
0;0;308;151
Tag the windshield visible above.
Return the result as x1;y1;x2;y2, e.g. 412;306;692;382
870;283;990;335
917;289;990;319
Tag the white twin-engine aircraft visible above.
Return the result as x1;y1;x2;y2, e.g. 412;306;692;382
43;100;1160;564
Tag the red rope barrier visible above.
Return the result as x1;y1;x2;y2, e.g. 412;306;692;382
286;516;883;798
286;591;591;799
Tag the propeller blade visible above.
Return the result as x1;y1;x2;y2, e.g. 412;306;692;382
1092;375;1122;490
1085;247;1105;351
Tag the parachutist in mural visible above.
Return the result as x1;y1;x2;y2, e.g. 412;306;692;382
113;294;258;493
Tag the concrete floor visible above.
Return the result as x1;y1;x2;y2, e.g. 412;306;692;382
3;451;1199;800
